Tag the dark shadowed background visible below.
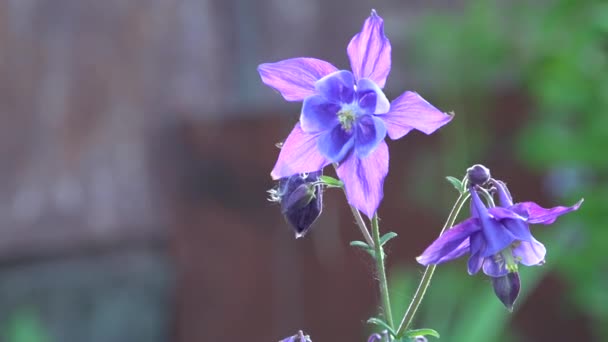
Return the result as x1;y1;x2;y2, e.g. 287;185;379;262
0;0;606;341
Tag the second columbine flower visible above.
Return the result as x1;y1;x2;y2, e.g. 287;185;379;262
259;10;453;218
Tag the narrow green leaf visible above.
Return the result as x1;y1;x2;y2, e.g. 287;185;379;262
404;328;440;339
445;176;464;193
367;317;396;336
350;241;375;258
379;232;398;246
319;175;343;188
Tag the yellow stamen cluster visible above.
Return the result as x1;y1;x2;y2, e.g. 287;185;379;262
338;108;356;132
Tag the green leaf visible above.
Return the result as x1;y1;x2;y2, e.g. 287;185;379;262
367;317;396;336
350;241;375;258
379;232;398;246
404;328;440;339
319;175;343;188
445;176;464;193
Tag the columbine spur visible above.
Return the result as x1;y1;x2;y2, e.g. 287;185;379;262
258;9;452;218
416;167;582;309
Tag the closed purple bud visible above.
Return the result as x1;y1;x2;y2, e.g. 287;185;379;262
367;333;383;342
491;272;521;311
279;330;310;342
270;172;323;238
467;164;491;186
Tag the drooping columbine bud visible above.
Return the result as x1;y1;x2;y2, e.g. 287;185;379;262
279;330;311;342
466;164;491;186
268;172;323;238
491;272;521;312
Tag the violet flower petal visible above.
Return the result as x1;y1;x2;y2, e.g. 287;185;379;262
271;123;330;179
258;58;338;101
301;95;340;133
494;180;514;207
488;207;534;241
513;238;546;266
315;70;355;104
336;140;389;218
471;189;517;257
347;10;391;88
416;217;480;265
356;78;390;114
467;232;485;275
511;199;583;225
382;91;453;140
438;238;470;263
354;115;387;158
488;207;527;221
318;125;355;163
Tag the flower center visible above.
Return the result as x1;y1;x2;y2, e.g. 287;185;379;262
493;242;521;273
337;104;359;133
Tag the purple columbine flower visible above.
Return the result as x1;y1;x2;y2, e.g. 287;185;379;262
258;10;452;218
417;173;582;308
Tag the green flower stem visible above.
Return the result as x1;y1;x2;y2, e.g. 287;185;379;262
349;204;375;248
396;192;470;337
371;213;394;328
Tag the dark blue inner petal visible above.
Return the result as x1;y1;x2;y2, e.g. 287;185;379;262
300;95;341;133
317;125;355;163
354;115;387;158
356;78;390;114
315;70;355;104
358;91;377;113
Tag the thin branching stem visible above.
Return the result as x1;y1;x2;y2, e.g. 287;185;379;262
396;192;470;337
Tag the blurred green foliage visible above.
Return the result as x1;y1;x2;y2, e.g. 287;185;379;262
3;307;49;342
397;0;608;340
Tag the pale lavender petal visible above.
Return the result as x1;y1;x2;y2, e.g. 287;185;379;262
511;199;583;225
336;140;389;218
354;115;387;158
382;91;453;140
258;58;338;101
347;10;391;88
356;78;390;114
318;125;354;163
482;255;509;277
416;218;480;265
315;70;355;104
467;232;485;275
271;123;330;179
300;95;340;133
513;238;546;266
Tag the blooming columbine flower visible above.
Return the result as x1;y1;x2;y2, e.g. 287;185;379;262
268;172;323;238
258;10;452;218
417;172;582;308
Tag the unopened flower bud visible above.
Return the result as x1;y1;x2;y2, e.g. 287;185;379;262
467;164;491;186
491;272;521;312
279;330;310;342
273;172;323;238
